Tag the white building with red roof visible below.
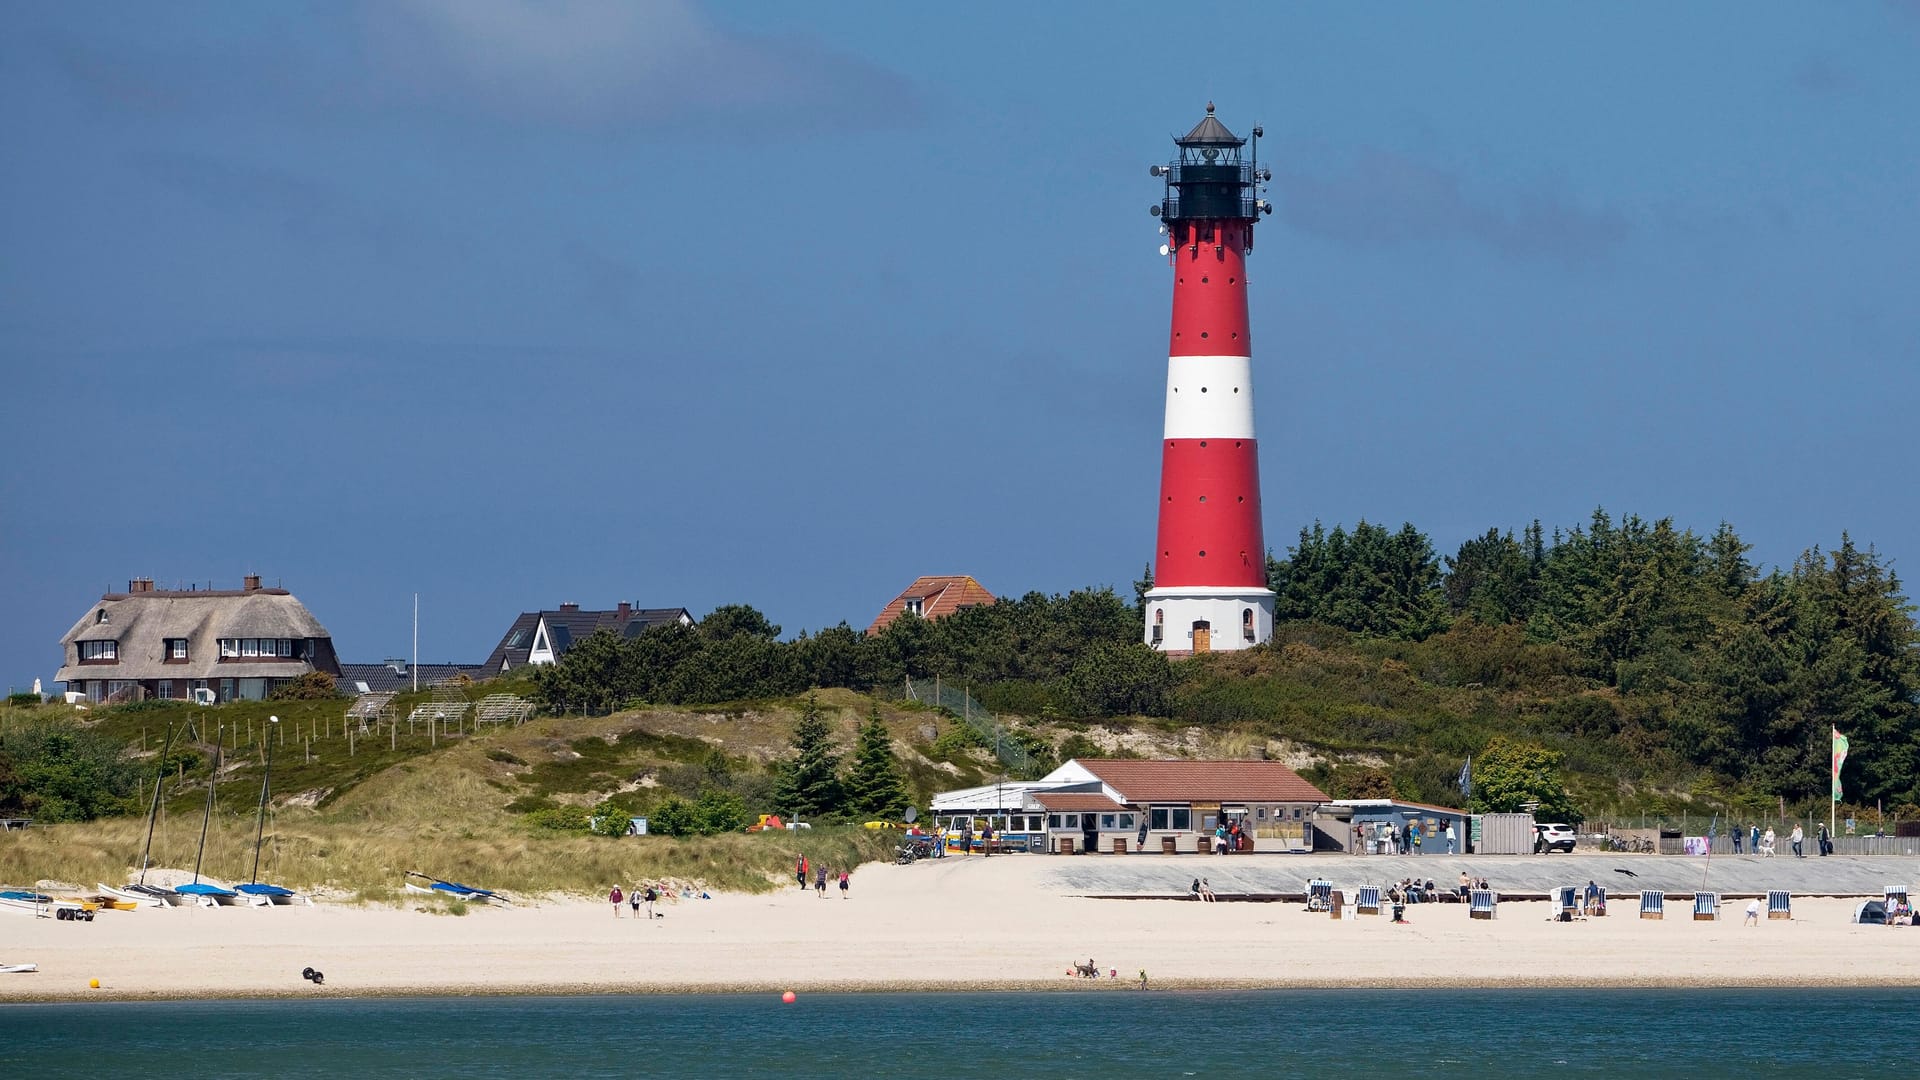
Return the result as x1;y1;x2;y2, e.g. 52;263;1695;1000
930;757;1330;855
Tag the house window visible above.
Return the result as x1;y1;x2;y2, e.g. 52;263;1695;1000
1149;805;1193;831
79;640;118;661
1100;814;1116;830
219;679;235;701
904;598;924;617
1118;813;1135;830
1063;814;1079;828
1048;814;1062;829
167;639;189;660
276;639;292;657
504;628;530;649
219;639;238;658
157;680;173;700
97;609;109;624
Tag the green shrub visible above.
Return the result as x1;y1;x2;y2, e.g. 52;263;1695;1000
649;796;696;837
486;749;526;766
695;789;749;834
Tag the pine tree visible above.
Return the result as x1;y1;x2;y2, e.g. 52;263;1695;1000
843;705;911;821
772;692;843;819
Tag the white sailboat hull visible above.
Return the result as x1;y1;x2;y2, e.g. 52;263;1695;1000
97;883;171;909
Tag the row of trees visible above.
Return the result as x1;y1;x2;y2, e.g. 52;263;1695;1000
531;590;1173;719
1256;511;1919;806
772;696;911;822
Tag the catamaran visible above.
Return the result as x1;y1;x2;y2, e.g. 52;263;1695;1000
235;716;305;906
0;890;97;920
99;723;181;909
177;728;240;907
402;871;510;906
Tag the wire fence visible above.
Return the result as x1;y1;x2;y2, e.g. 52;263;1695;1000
901;677;1034;777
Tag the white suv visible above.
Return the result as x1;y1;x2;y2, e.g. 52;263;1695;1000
1534;823;1577;853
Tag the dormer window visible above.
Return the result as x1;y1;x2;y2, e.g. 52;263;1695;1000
96;609;109;624
79;640;118;661
167;638;189;660
904;598;925;617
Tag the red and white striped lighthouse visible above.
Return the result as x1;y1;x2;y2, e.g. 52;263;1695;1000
1144;103;1276;653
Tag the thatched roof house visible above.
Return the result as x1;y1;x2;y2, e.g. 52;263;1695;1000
55;576;340;704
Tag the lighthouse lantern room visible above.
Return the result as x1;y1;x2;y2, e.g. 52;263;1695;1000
1143;103;1277;653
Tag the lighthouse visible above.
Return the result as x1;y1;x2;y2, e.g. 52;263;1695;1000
1143;103;1276;653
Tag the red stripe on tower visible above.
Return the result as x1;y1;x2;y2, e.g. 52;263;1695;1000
1144;104;1276;654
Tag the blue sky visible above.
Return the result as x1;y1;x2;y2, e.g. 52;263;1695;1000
3;3;1918;689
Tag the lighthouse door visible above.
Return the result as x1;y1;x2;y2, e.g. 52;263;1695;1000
1192;622;1212;652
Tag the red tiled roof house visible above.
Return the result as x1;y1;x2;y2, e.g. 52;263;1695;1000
867;575;995;635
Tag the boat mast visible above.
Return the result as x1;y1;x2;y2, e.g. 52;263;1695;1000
250;716;277;885
137;722;177;886
193;726;221;885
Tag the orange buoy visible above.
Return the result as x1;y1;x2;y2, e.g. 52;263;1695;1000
781;990;796;1003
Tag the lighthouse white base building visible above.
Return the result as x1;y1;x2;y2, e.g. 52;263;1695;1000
1144;585;1275;653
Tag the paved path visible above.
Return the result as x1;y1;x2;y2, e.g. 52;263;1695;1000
1038;851;1920;898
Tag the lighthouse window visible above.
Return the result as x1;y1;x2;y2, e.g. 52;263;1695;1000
1199;441;1207;447
1243;608;1255;641
1202;276;1209;283
1200;331;1209;339
1198;550;1207;557
1198;495;1207;502
1201;386;1208;393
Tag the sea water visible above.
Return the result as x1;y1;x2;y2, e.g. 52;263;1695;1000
2;988;1903;1078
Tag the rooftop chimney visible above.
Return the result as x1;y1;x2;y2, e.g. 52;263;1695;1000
616;602;632;620
243;574;262;592
129;578;154;594
559;602;580;612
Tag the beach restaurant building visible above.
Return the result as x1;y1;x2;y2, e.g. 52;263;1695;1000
930;758;1330;855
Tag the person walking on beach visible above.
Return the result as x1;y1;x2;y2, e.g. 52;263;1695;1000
1761;827;1776;857
630;883;643;917
1732;826;1743;855
1445;822;1457;855
609;884;623;918
1790;824;1805;858
1744;898;1762;926
1409;821;1422;855
644;884;659;919
981;821;994;857
961;820;973;856
1818;822;1831;856
838;869;850;898
815;865;828;897
1751;824;1761;854
797;854;809;889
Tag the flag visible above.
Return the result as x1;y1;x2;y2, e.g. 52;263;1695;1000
1832;727;1849;802
1457;757;1472;801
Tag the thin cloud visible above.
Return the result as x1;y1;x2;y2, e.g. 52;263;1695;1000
355;0;923;133
1270;147;1630;267
43;1;921;137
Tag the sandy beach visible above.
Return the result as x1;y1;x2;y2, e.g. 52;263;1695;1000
5;855;1918;1002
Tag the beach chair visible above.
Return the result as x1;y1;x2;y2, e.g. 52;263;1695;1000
1692;892;1720;921
1767;890;1792;920
1551;886;1576;922
1329;889;1344;920
1885;886;1909;910
1469;889;1497;920
1306;879;1332;913
1355;885;1382;916
1589;886;1608;916
1639;891;1664;920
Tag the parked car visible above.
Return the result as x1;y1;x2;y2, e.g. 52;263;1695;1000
1534;822;1577;853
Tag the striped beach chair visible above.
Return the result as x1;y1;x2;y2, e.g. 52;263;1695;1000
1589;885;1608;916
1767;890;1792;920
1693;892;1720;921
1639;890;1664;920
1552;886;1577;922
1469;889;1497;920
1355;885;1382;916
1886;886;1909;909
1306;879;1332;912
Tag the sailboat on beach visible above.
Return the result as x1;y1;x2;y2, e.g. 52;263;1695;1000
98;723;182;909
175;727;240;907
234;715;304;906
